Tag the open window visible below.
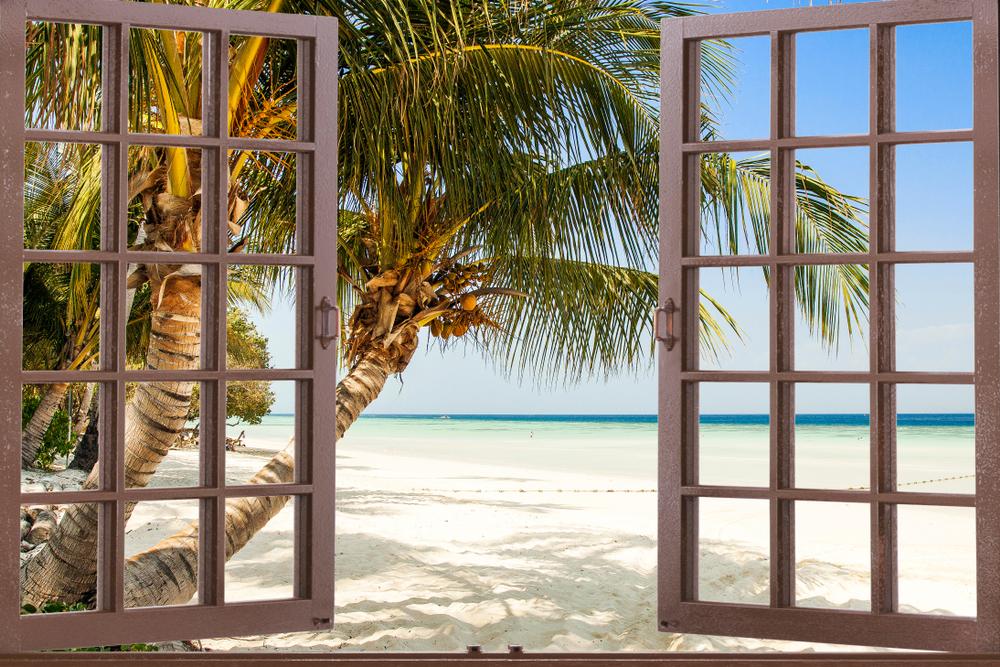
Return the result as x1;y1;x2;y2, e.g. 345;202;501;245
1;0;337;651
658;0;999;651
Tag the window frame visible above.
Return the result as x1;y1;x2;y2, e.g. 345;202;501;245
658;0;999;652
1;0;338;651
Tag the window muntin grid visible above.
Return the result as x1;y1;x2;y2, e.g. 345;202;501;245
659;0;998;652
2;0;338;651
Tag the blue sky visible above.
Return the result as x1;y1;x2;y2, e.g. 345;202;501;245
254;0;975;415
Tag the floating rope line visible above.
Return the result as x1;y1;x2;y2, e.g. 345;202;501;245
847;473;975;491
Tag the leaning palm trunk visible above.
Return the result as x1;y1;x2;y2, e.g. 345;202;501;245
71;382;97;436
22;382;69;468
120;342;406;607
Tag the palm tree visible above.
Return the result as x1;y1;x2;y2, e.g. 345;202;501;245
20;0;868;610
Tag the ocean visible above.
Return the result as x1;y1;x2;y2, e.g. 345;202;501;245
232;412;975;494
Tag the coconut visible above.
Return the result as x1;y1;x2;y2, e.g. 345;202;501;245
460;294;477;311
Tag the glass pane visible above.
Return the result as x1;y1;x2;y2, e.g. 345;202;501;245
129;29;203;135
128;144;203;253
793;147;869;254
896;384;974;494
896;22;972;132
227;265;297;370
226;380;294;484
229;35;297;139
897;505;975;616
24;142;102;251
23;262;100;372
228;150;297;254
225;495;296;602
697;497;769;604
895;142;972;252
698;382;769;487
795;501;870;610
697;267;769;371
21;382;101;485
124;499;199;607
793;264;869;371
894;263;973;372
699;152;769;256
794;383;869;491
20;503;100;614
25;22;101;131
795;29;869;136
126;381;201;489
699;37;769;141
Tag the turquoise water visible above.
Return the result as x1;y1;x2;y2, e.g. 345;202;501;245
233;413;975;492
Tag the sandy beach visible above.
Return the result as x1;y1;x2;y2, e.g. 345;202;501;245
22;415;976;653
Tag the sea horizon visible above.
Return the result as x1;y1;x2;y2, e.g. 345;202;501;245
338;412;976;426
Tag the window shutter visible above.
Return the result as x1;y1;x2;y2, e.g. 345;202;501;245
1;0;338;650
658;0;999;651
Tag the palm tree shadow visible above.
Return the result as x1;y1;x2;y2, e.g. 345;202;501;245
212;516;890;653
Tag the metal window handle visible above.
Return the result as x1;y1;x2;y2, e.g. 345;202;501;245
654;298;677;351
318;297;340;349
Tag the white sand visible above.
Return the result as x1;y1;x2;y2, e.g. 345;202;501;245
22;439;976;653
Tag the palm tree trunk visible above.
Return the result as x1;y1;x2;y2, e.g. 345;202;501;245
71;382;96;436
20;272;202;608
119;345;399;607
22;382;69;468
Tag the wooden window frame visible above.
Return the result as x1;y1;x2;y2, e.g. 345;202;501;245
0;0;339;651
0;0;997;662
658;0;1000;652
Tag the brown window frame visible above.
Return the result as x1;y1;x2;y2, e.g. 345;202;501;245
658;0;1000;652
0;0;339;651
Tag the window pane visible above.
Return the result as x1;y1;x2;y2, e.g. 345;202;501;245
24;142;102;251
124;499;199;607
896;22;972;132
20;503;101;614
228;150;298;254
699;37;770;141
128;144;203;254
895;142;972;252
699;152;769;257
227;265;297;370
697;382;769;487
894;263;973;372
229;35;297;139
226;380;295;485
896;384;974;494
794;383;869;491
697;497;770;604
795;29;869;136
25;22;101;131
697;267;769;371
897;505;975;616
128;29;203;135
21;382;101;486
225;495;296;602
126;381;201;489
794;501;870;610
793;264;869;371
23;262;101;372
793;147;870;254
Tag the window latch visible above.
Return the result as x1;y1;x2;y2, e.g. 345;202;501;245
318;296;340;349
654;298;677;351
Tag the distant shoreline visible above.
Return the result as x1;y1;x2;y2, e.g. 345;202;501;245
271;412;974;426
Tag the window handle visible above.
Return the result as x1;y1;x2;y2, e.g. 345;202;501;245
654;298;677;351
318;296;340;349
